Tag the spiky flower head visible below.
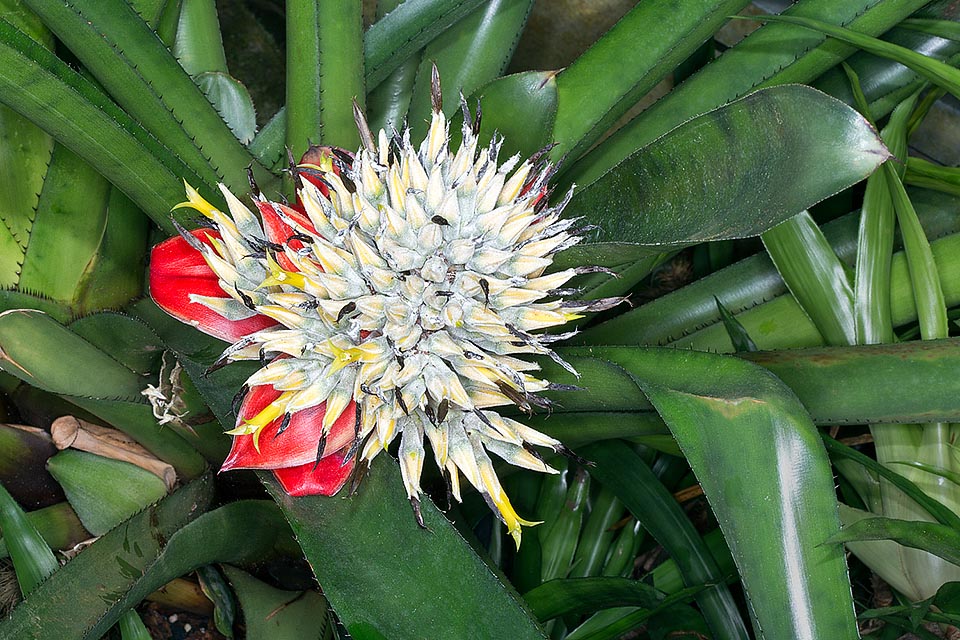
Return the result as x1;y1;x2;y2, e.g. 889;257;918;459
161;73;620;546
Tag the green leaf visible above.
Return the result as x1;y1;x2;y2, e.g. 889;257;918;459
197;564;237;638
195;72;257;145
118;611;152;640
583;442;748;640
750;14;960;99
23;0;272;194
891;461;960;488
0;479;290;640
470;71;558;160
714;296;758;353
365;0;487;88
46;449;168;537
0;482;59;595
584;348;860;639
829;516;960;567
0;309;145;401
262;460;546;640
70;188;149;314
285;2;363;157
17;145;113;303
741;338;960;427
222;565;333;640
523;577;664;621
68;312;164;377
670;228;960;352
551;0;750;163
886;165;948;340
405;0;534;138
574;188;960;347
0;18;197;233
570;85;889;245
906;157;960;197
563;0;927;190
0;103;52;287
0;502;88;560
823;436;960;530
761;211;855;346
172;0;228;75
366;0;419;135
0;0;54;286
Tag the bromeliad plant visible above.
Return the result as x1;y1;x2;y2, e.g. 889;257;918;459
1;0;960;639
149;81;619;543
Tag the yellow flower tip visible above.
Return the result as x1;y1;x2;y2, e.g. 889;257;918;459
489;487;540;549
173;182;219;219
327;341;363;374
563;312;585;322
299;157;334;173
259;254;306;290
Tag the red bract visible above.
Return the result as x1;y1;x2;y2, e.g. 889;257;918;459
149;149;359;495
149;229;278;343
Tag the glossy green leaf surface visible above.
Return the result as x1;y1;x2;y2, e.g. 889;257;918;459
0;482;58;595
582;348;859;640
563;0;927;190
754;14;960;99
0;481;289;640
743;339;960;426
671;229;960;352
551;0;749;163
816;8;960;120
0;502;87;560
575;188;960;346
286;2;363;157
406;0;533;136
829;516;960;567
569;85;888;245
470;71;558;160
173;0;228;75
583;442;747;640
0;19;195;232
262;461;545;640
0;310;144;401
523;577;664;621
196;72;257;145
17;145;112;303
762;212;855;346
46;450;168;536
364;0;486;87
223;566;332;640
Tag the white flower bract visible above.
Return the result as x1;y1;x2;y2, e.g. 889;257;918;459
177;92;617;546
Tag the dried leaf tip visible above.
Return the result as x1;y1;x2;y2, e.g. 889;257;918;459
430;62;442;114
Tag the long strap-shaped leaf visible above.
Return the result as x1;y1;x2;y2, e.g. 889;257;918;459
583;442;749;640
0;19;196;232
593;348;859;639
551;339;960;427
22;0;272;194
0;478;290;639
365;0;487;88
405;0;535;138
574;189;960;347
550;0;750;164
561;0;928;192
286;2;363;157
568;85;888;245
753;14;960;99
